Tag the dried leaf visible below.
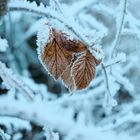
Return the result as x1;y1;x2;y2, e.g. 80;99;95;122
62;39;87;53
72;50;96;90
40;29;73;80
38;27;101;92
61;63;75;93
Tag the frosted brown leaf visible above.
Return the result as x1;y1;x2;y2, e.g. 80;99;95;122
41;29;73;80
38;27;101;92
40;28;87;80
72;50;96;90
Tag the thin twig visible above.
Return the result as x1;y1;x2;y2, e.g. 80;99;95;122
101;63;111;96
105;60;122;68
111;0;127;57
101;63;117;107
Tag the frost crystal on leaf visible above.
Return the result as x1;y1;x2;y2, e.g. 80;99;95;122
37;21;50;50
89;45;104;63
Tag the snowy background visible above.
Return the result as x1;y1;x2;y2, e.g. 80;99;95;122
0;0;140;139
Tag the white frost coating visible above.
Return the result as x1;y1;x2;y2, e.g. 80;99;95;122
36;20;57;81
109;76;120;96
0;37;8;52
8;0;102;46
110;0;127;56
36;19;50;49
89;45;105;61
103;72;118;109
105;52;126;68
48;17;79;41
36;17;80;52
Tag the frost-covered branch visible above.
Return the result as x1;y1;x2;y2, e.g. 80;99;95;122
8;0;89;44
0;97;75;134
0;61;34;101
101;63;117;108
101;63;111;95
111;0;127;57
105;53;126;68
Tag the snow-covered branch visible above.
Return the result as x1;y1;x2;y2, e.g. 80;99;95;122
0;61;34;101
111;0;127;57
